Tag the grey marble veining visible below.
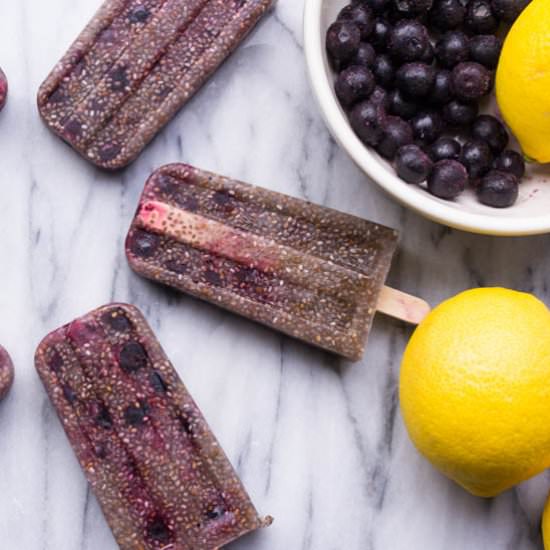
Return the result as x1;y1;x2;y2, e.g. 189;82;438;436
0;1;549;549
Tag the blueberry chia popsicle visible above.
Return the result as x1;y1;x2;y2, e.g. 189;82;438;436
35;303;271;549
125;164;408;361
37;0;275;170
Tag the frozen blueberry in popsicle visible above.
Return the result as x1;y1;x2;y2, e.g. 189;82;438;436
0;346;14;401
37;0;275;170
35;303;271;550
123;164;425;361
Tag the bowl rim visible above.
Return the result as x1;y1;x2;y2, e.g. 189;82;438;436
303;0;550;237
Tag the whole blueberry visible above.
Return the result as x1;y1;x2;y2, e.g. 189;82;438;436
373;54;396;88
395;144;434;183
469;35;502;69
460;140;493;179
493;149;526;179
428;137;462;161
393;0;434;17
435;31;470;68
411;111;444;144
389;20;430;62
465;0;499;33
491;0;530;21
338;4;375;39
371;18;392;51
326;22;361;69
451;62;491;100
429;0;466;29
353;42;377;67
428;160;468;199
377;116;414;160
395;62;436;98
369;85;390;108
442;99;478;126
349;100;387;145
477;170;519;207
471;114;509;153
335;65;376;107
428;70;454;104
388;88;419;119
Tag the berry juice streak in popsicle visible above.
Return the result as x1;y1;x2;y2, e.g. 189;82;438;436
126;164;399;360
37;0;275;169
35;304;271;550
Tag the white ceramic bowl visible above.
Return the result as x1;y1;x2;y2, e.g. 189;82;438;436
304;0;550;236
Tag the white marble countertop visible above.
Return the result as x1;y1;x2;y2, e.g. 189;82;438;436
1;1;549;549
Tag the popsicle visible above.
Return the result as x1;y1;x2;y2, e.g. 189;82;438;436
37;0;275;170
0;68;7;112
126;164;430;361
0;345;14;400
35;303;271;550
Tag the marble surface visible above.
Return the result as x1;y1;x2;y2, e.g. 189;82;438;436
1;1;549;549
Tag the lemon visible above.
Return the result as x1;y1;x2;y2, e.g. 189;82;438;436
496;0;550;162
400;288;550;497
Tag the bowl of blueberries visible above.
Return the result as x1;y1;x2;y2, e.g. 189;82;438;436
304;0;550;236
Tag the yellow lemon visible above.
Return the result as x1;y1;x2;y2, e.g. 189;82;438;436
400;288;550;497
496;0;550;162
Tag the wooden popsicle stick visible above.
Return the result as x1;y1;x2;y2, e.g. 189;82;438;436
377;286;431;325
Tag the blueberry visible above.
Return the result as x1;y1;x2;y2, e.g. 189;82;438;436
335;65;376;107
369;86;390;108
388;88;419;119
428;160;468;199
465;0;499;33
429;0;466;29
491;0;529;21
206;505;227;521
471;115;509;153
372;54;396;88
109;66;129;92
96;406;113;430
349;100;386;145
62;385;77;404
326;22;361;69
395;144;434;183
469;35;501;69
150;372;168;393
353;42;377;67
124;403;149;426
128;6;150;23
435;31;470;68
451;62;491;101
428;70;454;104
477;170;519;207
102;310;132;331
371;18;392;51
493;150;526;179
377;116;414;160
361;0;392;13
338;4;375;39
98;142;122;162
388;20;430;62
128;229;160;258
411;111;444;144
460;140;493;179
395;62;436;98
393;0;434;16
119;341;148;373
428;137;462;161
442;99;478;126
147;517;173;543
